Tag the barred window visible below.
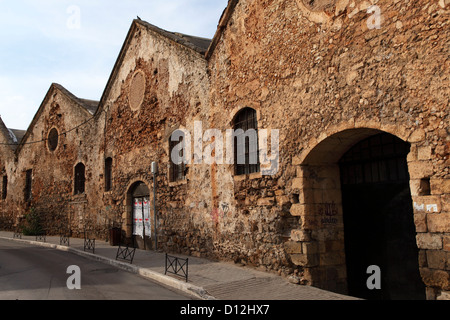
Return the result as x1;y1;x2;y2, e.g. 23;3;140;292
105;158;112;192
340;133;411;185
233;108;260;175
74;163;85;195
2;175;7;200
24;169;32;201
169;131;186;182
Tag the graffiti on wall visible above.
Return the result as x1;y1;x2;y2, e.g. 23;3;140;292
210;202;230;224
318;201;338;225
210;208;224;224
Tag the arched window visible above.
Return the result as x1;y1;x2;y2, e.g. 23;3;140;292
105;157;113;191
74;163;85;195
169;130;186;182
24;169;32;201
2;175;7;200
233;107;260;175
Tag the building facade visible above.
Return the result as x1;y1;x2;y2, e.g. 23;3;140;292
0;0;449;300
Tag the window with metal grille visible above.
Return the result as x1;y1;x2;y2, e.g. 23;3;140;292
105;157;112;192
340;133;410;185
169;132;186;182
74;163;85;195
233;107;260;175
24;169;32;201
2;175;7;200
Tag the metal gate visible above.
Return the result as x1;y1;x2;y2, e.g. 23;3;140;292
339;133;425;300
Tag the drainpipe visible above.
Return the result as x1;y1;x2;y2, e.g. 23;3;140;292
151;161;158;251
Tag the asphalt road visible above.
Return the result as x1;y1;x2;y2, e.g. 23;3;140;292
0;238;193;300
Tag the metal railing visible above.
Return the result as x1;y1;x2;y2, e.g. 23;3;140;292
165;253;188;282
36;233;46;242
13;229;22;239
116;245;137;264
84;237;95;254
83;228;95;253
60;234;70;246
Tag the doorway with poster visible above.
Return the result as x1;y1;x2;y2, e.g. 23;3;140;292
130;181;152;250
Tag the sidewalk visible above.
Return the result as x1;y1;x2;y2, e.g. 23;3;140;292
0;231;358;300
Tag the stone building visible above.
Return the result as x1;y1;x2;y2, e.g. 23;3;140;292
0;0;449;300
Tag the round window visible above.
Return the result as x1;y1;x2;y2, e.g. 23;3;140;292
129;70;146;111
48;128;59;151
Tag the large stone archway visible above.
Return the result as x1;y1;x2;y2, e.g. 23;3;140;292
289;128;425;299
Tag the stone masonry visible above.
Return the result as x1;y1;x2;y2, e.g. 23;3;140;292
0;0;448;299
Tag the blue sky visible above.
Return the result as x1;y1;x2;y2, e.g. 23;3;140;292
0;0;228;130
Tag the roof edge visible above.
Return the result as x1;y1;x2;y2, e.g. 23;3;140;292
15;83;97;155
52;83;99;115
94;20;138;118
0;116;19;150
135;19;211;55
95;19;212;119
205;0;239;60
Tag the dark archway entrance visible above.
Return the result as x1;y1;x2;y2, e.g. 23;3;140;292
339;133;425;300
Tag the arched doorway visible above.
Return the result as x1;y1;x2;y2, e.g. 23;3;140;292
127;181;151;250
339;133;425;300
296;128;425;299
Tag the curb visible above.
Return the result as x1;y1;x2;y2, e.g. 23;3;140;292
0;236;216;300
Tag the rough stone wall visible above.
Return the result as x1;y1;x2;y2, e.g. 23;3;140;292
5;86;100;237
0;123;16;229
0;0;448;300
69;104;105;239
98;22;212;252
208;0;449;297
